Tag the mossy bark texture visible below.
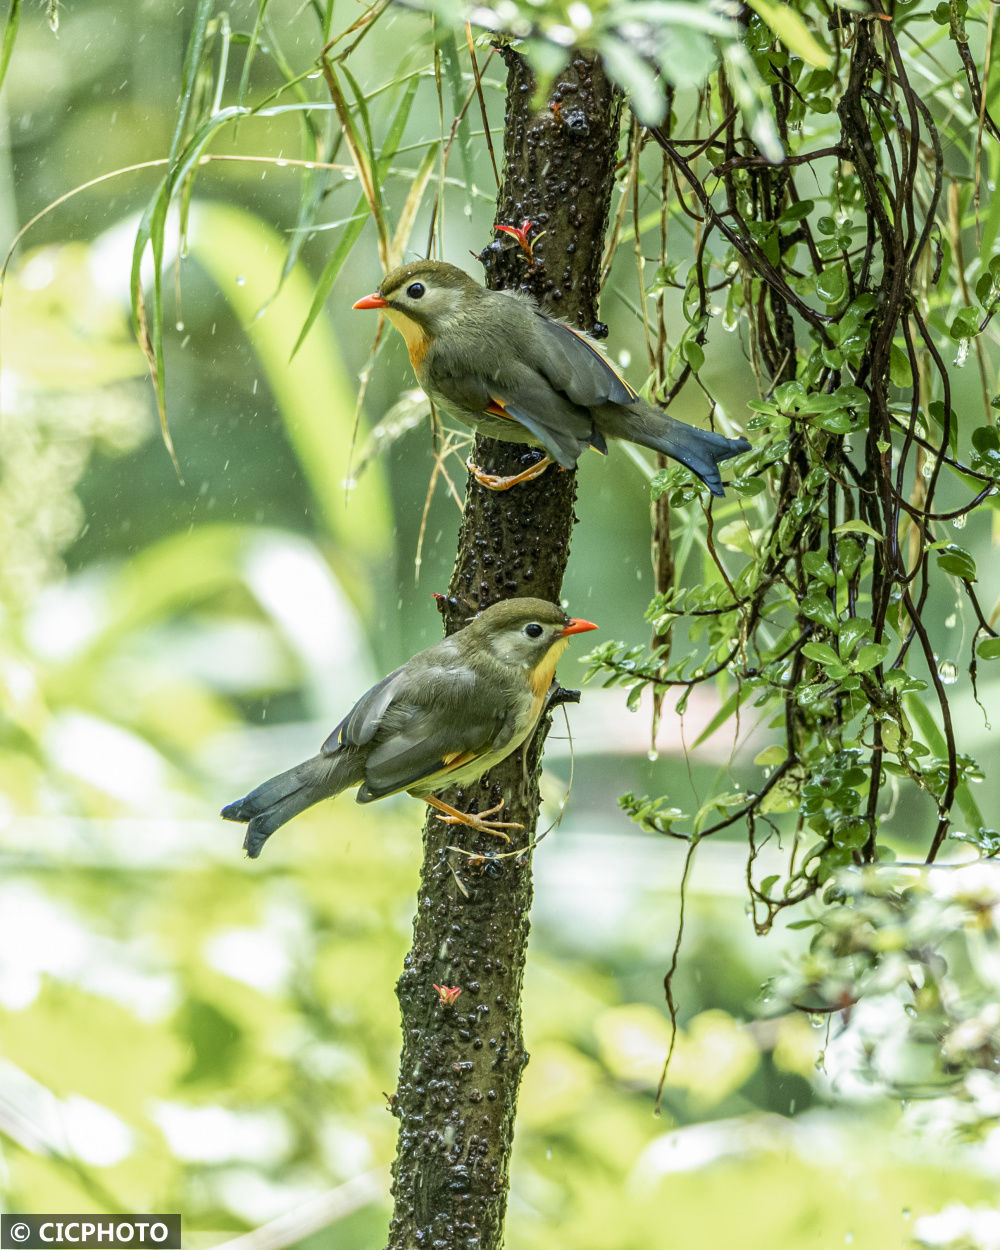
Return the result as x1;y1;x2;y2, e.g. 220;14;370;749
385;49;622;1250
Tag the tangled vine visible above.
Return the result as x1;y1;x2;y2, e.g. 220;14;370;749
584;6;1000;933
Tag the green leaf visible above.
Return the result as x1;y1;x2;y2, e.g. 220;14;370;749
833;519;882;540
780;199;815;224
802;642;840;666
977;637;1000;660
0;0;22;96
933;543;977;581
682;339;706;371
949;306;980;340
852;643;889;672
189;202;392;573
905;694;984;832
745;0;831;67
814;266;846;303
813;410;853;434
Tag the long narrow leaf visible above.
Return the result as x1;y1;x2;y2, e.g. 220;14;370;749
169;0;217;163
435;26;475;218
0;0;22;95
904;693;985;832
390;143;437;266
292;70;423;353
322;60;389;266
236;0;272;107
190;201;393;590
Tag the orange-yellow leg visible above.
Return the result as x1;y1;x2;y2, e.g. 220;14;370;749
466;455;554;491
423;794;522;841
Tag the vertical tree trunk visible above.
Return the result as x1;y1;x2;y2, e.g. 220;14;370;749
385;49;622;1250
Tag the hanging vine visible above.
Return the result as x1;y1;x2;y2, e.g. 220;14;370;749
583;5;1000;933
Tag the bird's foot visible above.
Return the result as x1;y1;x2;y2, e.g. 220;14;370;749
466;455;553;491
424;795;522;842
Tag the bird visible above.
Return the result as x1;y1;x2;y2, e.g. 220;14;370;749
353;259;751;494
221;597;597;859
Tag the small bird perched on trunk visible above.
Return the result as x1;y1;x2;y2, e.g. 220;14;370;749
221;598;597;859
353;259;750;493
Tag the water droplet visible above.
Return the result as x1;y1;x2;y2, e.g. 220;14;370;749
275;158;288;168
954;337;970;367
921;459;934;479
618;349;631;369
951;512;967;529
647;747;659;762
175;320;184;332
937;659;958;685
945;613;957;629
343;168;357;181
236;275;245;287
952;81;964;99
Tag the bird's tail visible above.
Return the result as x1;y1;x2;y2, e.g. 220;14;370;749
221;750;363;859
601;401;751;497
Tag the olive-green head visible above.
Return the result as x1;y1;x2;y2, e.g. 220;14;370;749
457;597;597;683
352;260;482;338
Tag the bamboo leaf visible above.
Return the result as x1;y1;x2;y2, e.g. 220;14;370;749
745;0;830;69
189;201;393;585
904;694;984;833
0;0;21;95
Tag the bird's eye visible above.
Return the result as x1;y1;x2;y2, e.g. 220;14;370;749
406;282;425;299
523;623;544;639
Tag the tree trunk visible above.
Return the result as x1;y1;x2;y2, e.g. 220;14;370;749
385;49;623;1250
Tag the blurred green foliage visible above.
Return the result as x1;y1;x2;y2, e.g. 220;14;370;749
2;2;1000;1248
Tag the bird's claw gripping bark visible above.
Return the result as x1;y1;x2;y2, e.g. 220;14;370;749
424;795;522;841
466;455;554;491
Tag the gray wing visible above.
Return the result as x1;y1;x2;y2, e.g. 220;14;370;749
530;313;639;407
322;665;409;752
358;696;507;801
322;658;509;801
426;311;610;467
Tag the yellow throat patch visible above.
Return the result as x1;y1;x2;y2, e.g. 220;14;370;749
530;636;570;704
385;307;431;370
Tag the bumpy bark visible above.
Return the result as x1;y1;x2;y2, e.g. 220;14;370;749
385;49;622;1250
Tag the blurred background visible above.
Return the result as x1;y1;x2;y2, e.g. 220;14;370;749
2;2;1000;1247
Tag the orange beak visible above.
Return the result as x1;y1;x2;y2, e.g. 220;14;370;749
353;292;387;310
561;618;598;637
